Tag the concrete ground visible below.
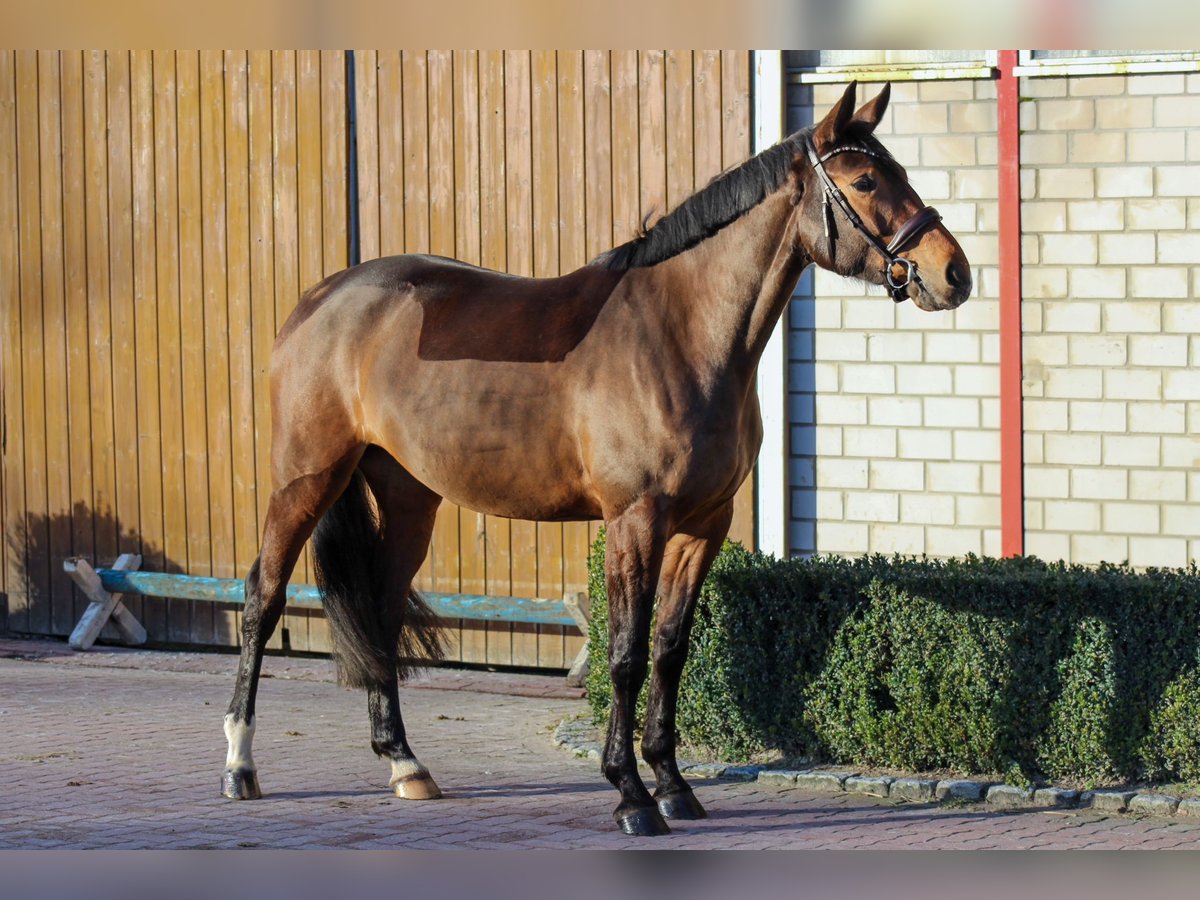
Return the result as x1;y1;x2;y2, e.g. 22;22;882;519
2;636;1199;849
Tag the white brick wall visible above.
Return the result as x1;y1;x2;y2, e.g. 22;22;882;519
1021;71;1199;568
782;68;1196;569
786;80;1001;558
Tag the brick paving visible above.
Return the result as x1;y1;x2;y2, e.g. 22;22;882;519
2;637;1199;849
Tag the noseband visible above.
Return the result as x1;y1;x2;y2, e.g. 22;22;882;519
805;136;942;303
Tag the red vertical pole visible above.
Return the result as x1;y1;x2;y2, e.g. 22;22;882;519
997;50;1024;557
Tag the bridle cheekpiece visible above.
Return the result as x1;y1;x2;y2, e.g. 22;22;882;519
805;135;942;303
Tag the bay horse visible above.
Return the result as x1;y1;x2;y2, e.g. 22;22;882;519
220;81;971;836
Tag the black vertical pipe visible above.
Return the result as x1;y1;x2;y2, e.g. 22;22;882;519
345;49;361;267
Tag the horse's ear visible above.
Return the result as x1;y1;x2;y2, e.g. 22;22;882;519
812;80;857;153
852;82;890;134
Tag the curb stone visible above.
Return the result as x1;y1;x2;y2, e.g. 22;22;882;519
1033;787;1079;808
1128;794;1180;817
890;778;939;802
553;717;1197;819
937;780;989;802
795;771;848;792
845;775;894;797
1177;799;1200;817
722;765;765;782
1085;790;1136;813
757;770;801;787
986;784;1034;809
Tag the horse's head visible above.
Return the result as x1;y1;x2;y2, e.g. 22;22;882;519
793;81;972;312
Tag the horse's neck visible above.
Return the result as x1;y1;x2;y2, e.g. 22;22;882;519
655;186;809;383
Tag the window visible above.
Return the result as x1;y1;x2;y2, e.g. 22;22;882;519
1014;50;1200;76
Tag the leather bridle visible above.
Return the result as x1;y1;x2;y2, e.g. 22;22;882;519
805;135;942;304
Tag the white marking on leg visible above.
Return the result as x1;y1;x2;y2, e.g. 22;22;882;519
223;714;256;772
388;757;429;787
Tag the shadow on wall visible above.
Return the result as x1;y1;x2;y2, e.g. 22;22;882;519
4;504;240;647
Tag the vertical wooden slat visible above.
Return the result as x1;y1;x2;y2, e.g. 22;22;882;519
153;50;190;640
197;51;235;649
376;50;404;256
271;50;307;650
399;49;433;595
83;50;121;592
529;49;564;667
558;51;589;612
247;49;281;651
200;49;234;645
501;49;535;672
505;49;538;630
106;51;140;627
400;50;430;257
151;51;188;643
225;50;257;606
61;51;96;629
2;51;29;629
177;51;215;648
427;50;461;604
722;50;755;550
0;53;9;605
354;49;380;262
638;51;667;227
293;49;323;610
16;50;48;634
505;49;537;663
693;51;723;186
451;50;482;665
478;50;511;665
303;49;347;656
36;52;74;635
128;50;165;636
320;49;347;276
665;50;694;212
610;51;638;249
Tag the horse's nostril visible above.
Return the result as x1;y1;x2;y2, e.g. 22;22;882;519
946;260;970;291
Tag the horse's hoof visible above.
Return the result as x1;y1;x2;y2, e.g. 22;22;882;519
615;806;671;836
656;788;708;820
392;773;442;800
221;769;261;800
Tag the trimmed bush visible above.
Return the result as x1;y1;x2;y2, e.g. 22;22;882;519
584;531;1200;784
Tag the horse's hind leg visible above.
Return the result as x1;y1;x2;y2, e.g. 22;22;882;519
641;502;733;821
221;449;363;799
358;447;444;800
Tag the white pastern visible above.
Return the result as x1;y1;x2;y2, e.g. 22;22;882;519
223;714;257;772
388;757;429;786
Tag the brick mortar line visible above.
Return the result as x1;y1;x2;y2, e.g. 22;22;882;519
552;716;1200;820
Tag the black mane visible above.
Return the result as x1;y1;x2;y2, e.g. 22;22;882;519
592;129;810;271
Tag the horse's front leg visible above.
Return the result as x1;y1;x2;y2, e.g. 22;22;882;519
602;496;669;836
641;502;733;820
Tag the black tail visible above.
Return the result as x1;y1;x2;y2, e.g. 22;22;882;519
312;470;447;689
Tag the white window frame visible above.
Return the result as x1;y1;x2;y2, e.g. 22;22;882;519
790;51;997;84
1013;50;1200;77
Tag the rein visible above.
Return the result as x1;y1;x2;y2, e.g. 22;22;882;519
805;136;942;303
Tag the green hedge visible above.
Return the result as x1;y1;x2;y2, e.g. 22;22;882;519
584;530;1200;786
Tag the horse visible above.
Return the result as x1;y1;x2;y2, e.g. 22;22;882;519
219;80;971;836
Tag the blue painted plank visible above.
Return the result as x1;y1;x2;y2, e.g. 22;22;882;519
94;569;577;628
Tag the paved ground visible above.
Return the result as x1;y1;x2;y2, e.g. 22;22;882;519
3;636;1200;849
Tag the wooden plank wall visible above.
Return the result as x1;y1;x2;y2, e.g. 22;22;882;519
0;49;754;668
0;50;346;652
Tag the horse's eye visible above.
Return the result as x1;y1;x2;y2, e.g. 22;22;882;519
852;175;876;193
